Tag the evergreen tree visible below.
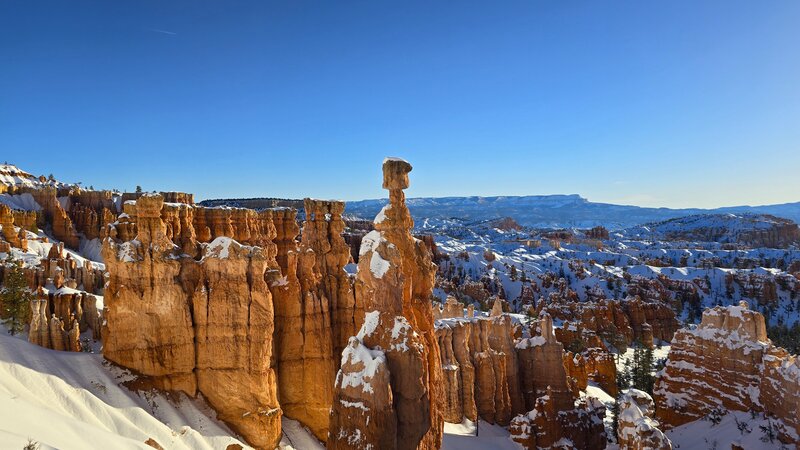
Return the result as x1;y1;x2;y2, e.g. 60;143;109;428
630;340;656;394
1;258;33;335
135;185;143;193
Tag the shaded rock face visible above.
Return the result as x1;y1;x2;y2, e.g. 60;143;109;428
617;389;672;450
541;297;679;351
555;322;618;396
508;313;607;449
435;315;524;425
268;206;336;441
67;190;118;241
509;391;606;450
329;158;444;450
27;187;81;249
654;301;800;442
115;200;277;256
517;313;577;412
102;194;281;449
436;310;609;448
585;225;609;240
622;297;680;344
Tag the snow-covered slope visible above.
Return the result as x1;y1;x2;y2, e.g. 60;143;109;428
0;330;249;450
624;213;800;246
0;164;41;190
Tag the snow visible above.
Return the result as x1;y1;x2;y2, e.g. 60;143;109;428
337;336;385;395
388;316;421;352
374;204;391;224
358;231;394;279
584;383;616;440
271;276;289;287
443;418;477;436
383;156;409;164
358;311;380;339
339;400;369;411
369;251;391;279
117;240;141;262
0;326;247;450
278;417;324;450
204;236;236;259
442;420;519;450
359;230;384;257
0;164;42;189
79;238;104;263
0;193;42;211
666;410;797;450
515;335;546;349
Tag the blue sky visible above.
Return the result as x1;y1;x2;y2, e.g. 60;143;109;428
2;1;799;207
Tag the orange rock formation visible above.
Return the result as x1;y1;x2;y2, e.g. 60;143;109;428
328;158;444;450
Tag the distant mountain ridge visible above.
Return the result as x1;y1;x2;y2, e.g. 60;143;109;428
344;194;800;229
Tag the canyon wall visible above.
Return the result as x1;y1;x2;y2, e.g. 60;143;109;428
102;194;282;449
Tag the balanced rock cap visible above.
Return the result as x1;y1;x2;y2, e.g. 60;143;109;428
382;157;412;190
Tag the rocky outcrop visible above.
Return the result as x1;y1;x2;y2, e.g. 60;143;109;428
517;313;577;412
328;158;444;450
268;206;336;441
509;390;606;450
540;299;633;350
302;198;362;364
617;389;672;450
555;321;618;396
622;297;680;344
654;301;800;442
28;287;84;352
585;225;609;240
435;314;524;425
0;204;23;249
541;297;678;350
67;190;118;240
728;272;778;305
509;313;607;449
26;186;80;249
102;193;281;449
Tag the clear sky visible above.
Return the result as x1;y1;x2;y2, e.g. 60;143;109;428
2;1;799;207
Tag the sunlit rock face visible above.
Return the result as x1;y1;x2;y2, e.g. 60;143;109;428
301;198;363;364
654;301;800;442
268;205;336;441
435;314;524;425
102;193;281;449
328;158;444;450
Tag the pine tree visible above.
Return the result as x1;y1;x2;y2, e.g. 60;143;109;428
1;258;33;335
630;340;656;395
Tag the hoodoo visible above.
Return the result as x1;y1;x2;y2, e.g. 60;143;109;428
654;301;800;442
328;158;445;450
